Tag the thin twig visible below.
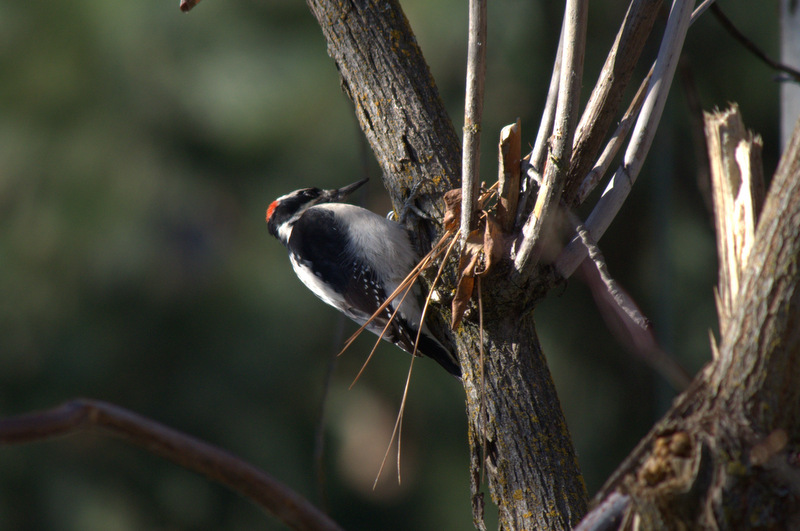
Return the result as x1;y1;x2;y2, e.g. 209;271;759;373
530;34;564;176
576;67;653;204
564;0;663;207
572;217;648;330
0;399;343;531
690;0;715;23
566;213;691;390
556;0;696;279
460;0;488;247
573;492;631;531
516;32;563;228
513;0;588;276
710;3;800;82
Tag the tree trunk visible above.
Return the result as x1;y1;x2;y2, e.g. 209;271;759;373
583;107;800;530
305;0;461;249
304;0;589;528
457;297;588;529
307;1;800;530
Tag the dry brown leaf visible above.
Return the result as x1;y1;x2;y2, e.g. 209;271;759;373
476;214;505;276
451;276;474;331
452;229;484;329
443;189;462;232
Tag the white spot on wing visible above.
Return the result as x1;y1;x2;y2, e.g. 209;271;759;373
288;202;433;346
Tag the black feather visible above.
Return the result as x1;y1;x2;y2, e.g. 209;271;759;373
287;208;461;377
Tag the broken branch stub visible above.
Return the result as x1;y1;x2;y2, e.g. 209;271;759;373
704;104;764;340
497;120;521;233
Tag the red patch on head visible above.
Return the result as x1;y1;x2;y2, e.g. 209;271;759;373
266;201;278;223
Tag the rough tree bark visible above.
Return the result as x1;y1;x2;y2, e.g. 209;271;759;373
2;1;796;529
306;1;800;530
305;1;588;529
580;107;800;529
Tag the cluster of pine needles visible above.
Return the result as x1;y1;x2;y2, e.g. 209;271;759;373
339;183;501;488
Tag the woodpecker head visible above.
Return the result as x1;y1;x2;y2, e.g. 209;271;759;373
266;178;368;244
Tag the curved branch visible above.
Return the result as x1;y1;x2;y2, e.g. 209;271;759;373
0;399;343;531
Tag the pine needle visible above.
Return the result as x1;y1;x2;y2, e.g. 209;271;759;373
337;233;452;357
373;354;416;489
349;283;416;389
372;231;459;486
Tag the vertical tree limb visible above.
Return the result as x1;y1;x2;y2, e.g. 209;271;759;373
513;0;588;277
516;27;563;227
556;0;696;279
563;0;662;207
460;0;488;247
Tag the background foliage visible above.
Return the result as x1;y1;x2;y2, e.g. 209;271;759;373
0;1;780;529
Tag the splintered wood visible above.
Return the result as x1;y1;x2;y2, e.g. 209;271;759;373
704;104;764;345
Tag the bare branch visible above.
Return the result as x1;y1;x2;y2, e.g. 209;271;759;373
513;0;588;276
567;212;692;391
691;0;716;22
460;0;488;247
564;0;663;207
0;399;343;531
556;0;696;279
576;67;653;205
516;31;563;228
711;3;800;82
530;33;564;177
573;492;630;531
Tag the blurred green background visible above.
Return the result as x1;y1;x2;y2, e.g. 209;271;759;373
0;0;781;529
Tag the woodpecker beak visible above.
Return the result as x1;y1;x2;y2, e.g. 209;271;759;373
321;178;369;203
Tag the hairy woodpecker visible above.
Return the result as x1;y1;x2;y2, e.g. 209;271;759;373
266;178;461;377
